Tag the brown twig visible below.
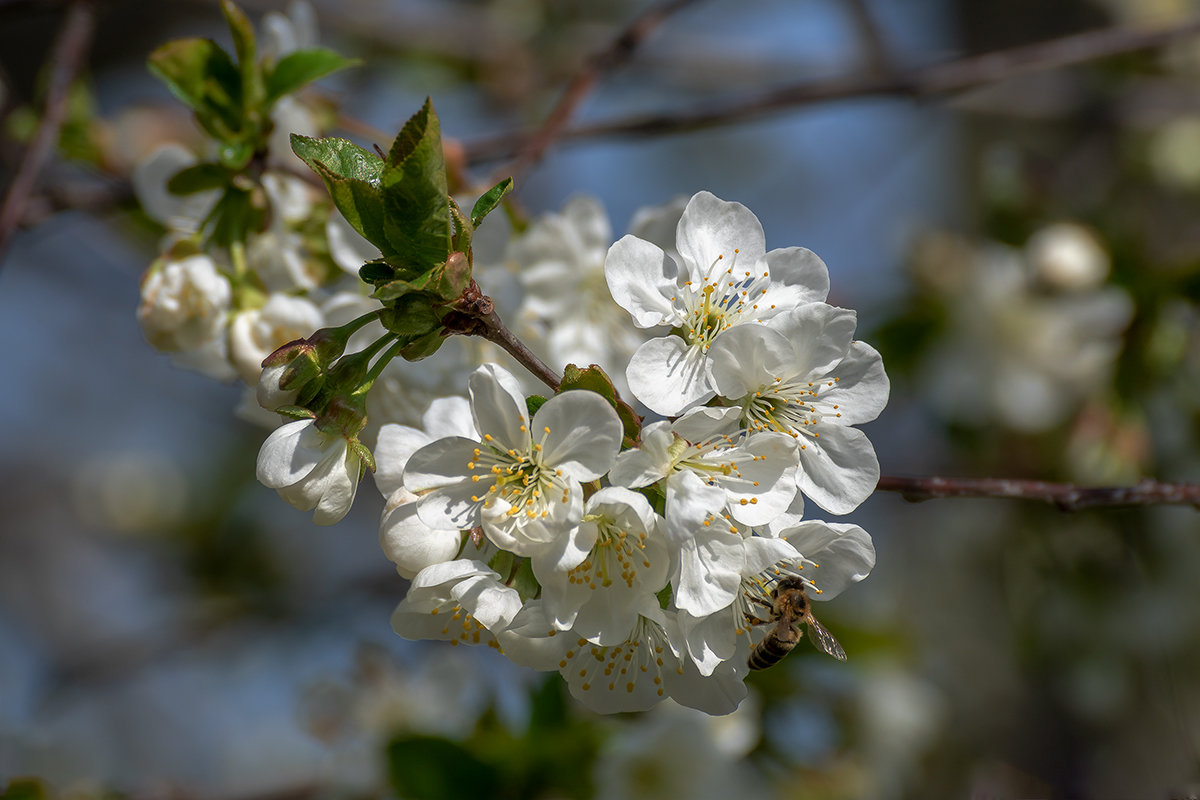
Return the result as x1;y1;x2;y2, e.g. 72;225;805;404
441;280;562;391
842;0;895;76
464;16;1200;163
876;476;1200;511
500;0;703;181
0;0;97;267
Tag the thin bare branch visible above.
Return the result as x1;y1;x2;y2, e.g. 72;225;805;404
0;0;97;267
842;0;895;76
465;16;1200;164
876;476;1200;511
501;0;703;180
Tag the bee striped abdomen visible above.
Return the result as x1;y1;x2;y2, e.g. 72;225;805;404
748;624;800;670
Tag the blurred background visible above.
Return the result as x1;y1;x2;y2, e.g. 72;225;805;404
2;0;1200;797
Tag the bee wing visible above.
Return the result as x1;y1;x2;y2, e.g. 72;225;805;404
805;615;847;661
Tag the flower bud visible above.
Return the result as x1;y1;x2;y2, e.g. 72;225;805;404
1026;223;1109;291
255;417;366;525
257;338;322;411
137;253;232;353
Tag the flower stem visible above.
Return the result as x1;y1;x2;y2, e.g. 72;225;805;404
478;306;561;391
445;280;562;391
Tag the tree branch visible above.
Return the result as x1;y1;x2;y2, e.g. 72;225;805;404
500;0;703;180
876;476;1200;511
464;16;1200;164
0;0;97;267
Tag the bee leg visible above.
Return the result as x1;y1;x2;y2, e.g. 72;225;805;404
747;595;773;611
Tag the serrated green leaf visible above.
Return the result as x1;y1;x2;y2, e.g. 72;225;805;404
379;100;452;270
291;134;383;185
386;96;435;167
148;38;242;129
470;177;513;228
167;162;229;195
265;48;358;105
449;198;472;253
292;135;390;251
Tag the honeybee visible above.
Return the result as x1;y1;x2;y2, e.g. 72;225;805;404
746;576;846;670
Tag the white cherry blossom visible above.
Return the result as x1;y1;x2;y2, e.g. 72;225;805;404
707;302;889;514
256;417;365;525
403;364;623;557
609;409;799;616
137;253;236;381
503;597;747;714
390;559;522;650
605;190;831;415
533;486;670;638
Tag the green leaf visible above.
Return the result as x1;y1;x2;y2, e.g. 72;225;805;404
291;134;389;249
166;162;229;195
291;134;383;185
387;736;496;800
558;364;642;446
386;96;436;167
359;260;395;285
379;99;451;270
265;48;358;105
487;549;515;578
449;198;472;253
1;778;48;800
148;38;242;128
470;177;513;228
510;557;540;600
525;395;548;417
220;0;259;103
205;185;264;247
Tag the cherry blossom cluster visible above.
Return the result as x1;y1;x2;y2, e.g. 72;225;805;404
358;192;886;714
131;9;885;711
133;2;380;424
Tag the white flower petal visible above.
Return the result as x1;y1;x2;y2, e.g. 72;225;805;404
535;390;622;481
675;192;766;280
373;424;430;497
769;303;859;378
706;324;794;401
819;341;890;425
604;234;680;328
780;521;875;600
675;530;746;617
380;487;464;579
608;422;673;488
762;246;830;304
796;424;880;515
468;363;529;452
627;335;714;416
